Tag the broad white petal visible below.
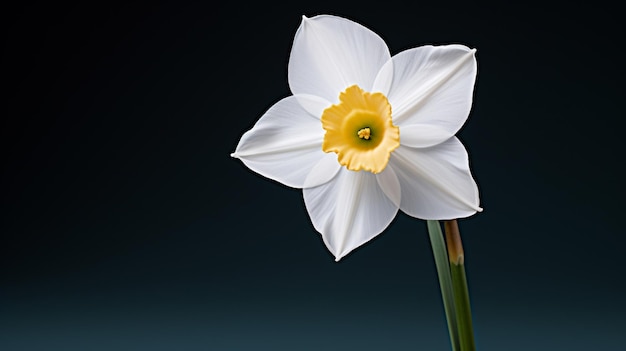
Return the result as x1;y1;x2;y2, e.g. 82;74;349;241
232;95;329;188
389;137;481;219
386;45;477;136
399;124;454;148
303;169;400;261
288;15;391;103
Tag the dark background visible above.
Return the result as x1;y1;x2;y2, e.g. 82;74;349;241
2;1;624;350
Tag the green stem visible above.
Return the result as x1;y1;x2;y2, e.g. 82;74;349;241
427;220;459;351
450;263;475;351
444;220;476;351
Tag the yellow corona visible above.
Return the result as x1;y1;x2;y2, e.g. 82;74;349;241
321;85;400;173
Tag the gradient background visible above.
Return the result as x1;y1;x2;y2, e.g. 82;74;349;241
2;1;624;350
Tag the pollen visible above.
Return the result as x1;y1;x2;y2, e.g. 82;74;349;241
321;85;400;173
357;128;371;140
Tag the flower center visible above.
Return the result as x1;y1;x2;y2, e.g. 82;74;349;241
321;85;400;174
357;127;371;140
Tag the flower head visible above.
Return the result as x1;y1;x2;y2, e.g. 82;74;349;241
232;15;481;261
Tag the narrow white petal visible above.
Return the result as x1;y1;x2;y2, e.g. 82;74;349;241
288;15;391;103
399;124;454;148
232;95;329;188
386;45;477;136
303;169;399;261
390;138;481;219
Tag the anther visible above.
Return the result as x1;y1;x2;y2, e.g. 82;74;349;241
357;128;371;140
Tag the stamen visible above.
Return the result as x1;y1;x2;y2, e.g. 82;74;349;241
357;127;371;140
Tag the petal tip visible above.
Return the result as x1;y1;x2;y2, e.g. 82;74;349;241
230;152;239;159
333;252;347;262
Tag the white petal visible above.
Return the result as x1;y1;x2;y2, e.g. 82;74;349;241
288;15;391;103
303;169;400;261
232;95;329;188
376;165;401;207
294;94;330;119
371;56;394;96
399;124;454;148
385;45;477;136
303;153;341;189
389;137;481;220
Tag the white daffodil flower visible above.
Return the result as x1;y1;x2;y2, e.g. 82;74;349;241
232;15;482;261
